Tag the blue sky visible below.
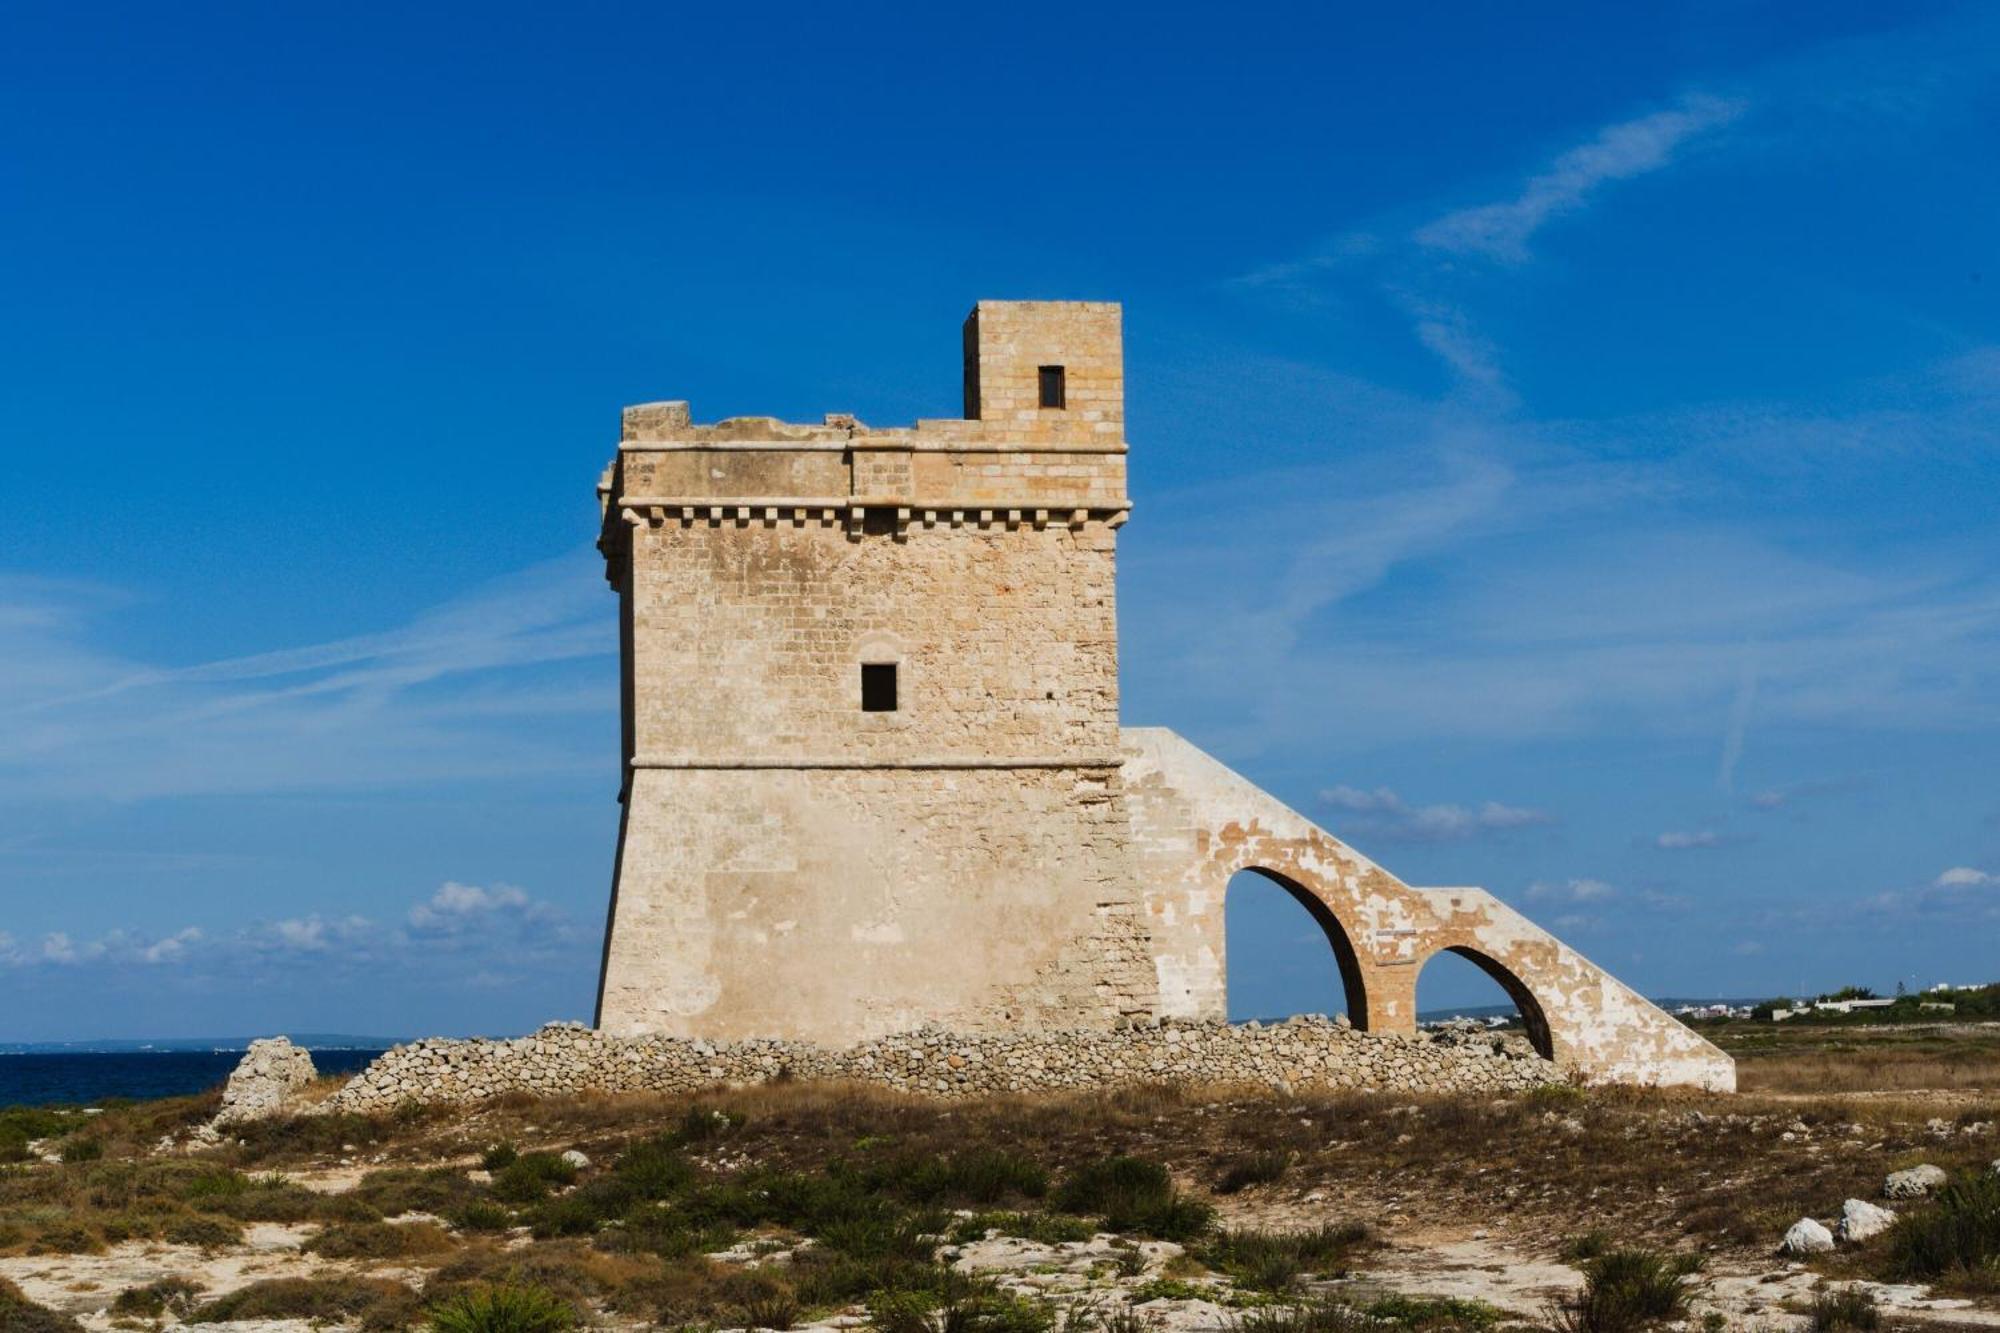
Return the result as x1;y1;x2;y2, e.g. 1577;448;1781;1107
3;2;1996;1040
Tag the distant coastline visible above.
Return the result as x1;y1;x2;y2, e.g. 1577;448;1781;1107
0;1034;408;1056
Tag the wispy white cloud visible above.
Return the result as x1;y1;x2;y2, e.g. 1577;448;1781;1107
0;553;612;802
1414;94;1745;263
1319;784;1552;844
1655;830;1723;850
1936;867;1995;888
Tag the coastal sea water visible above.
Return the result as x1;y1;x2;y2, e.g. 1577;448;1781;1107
0;1049;388;1106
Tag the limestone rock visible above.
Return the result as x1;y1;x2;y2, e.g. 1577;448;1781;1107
1835;1198;1895;1243
1883;1165;1947;1199
560;1149;591;1169
213;1037;316;1126
1780;1218;1834;1255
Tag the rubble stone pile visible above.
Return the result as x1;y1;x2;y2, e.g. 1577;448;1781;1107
321;1015;1558;1114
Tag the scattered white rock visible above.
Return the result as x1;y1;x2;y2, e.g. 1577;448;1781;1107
1836;1199;1896;1243
1883;1165;1948;1199
1781;1218;1835;1255
560;1149;591;1169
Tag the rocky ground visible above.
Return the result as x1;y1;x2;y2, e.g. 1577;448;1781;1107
2;1022;1997;1332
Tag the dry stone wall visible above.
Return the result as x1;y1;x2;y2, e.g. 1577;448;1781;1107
324;1018;1557;1114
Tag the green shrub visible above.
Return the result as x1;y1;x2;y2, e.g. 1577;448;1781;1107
213;1176;325;1223
739;1290;802;1331
162;1213;242;1250
491;1153;578;1204
1364;1294;1504;1328
450;1200;516;1233
674;1105;740;1143
871;1287;1054;1333
110;1277;202;1319
612;1136;695;1199
1810;1287;1881;1332
1216;1151;1293;1195
1226;1299;1376;1333
0;1276;87;1333
1558;1230;1614;1265
305;1219;456;1260
874;1149;1049;1206
481;1143;520;1171
188;1276;417;1325
355;1166;489;1217
1544;1249;1695;1333
1884;1170;2000;1281
1200;1224;1371;1292
1054;1156;1213;1241
427;1283;578;1333
56;1139;101;1165
817;1212;941;1262
27;1223;100;1255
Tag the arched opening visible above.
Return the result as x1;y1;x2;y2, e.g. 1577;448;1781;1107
1414;945;1554;1059
1223;867;1368;1027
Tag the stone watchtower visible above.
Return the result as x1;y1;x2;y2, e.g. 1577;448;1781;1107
594;300;1736;1090
595;302;1154;1044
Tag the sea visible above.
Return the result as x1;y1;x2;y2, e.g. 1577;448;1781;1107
0;1048;390;1107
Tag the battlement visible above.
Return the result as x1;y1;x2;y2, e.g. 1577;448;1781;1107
601;303;1128;566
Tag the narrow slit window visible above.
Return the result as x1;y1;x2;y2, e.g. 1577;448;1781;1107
860;662;898;712
1038;364;1066;409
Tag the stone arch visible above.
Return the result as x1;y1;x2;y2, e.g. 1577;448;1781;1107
1228;866;1370;1030
1416;944;1555;1060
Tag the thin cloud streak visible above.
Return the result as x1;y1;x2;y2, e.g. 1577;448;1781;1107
1414;94;1745;263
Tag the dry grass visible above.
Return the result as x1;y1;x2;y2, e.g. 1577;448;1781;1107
1721;1023;2000;1095
6;1020;2000;1330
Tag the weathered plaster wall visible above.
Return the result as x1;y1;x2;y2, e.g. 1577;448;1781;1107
598;765;1151;1044
596;302;1144;1045
1123;728;1734;1091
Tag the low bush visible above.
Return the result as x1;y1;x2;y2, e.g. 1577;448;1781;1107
161;1213;241;1250
1054;1156;1213;1241
870;1286;1054;1333
492;1153;579;1204
109;1276;202;1320
0;1276;87;1333
428;1283;578;1333
1228;1299;1377;1333
1363;1294;1504;1328
1543;1248;1697;1333
1557;1230;1614;1265
450;1199;516;1233
1200;1224;1372;1292
611;1135;695;1199
482;1142;520;1171
354;1165;489;1217
868;1148;1049;1206
55;1140;100;1165
1883;1170;2000;1283
1809;1287;1881;1332
1215;1151;1293;1195
187;1276;419;1327
304;1218;457;1260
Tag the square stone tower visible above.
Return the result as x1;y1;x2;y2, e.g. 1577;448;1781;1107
595;302;1152;1043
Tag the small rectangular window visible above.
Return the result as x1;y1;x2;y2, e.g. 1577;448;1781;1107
861;662;898;712
1038;365;1066;409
